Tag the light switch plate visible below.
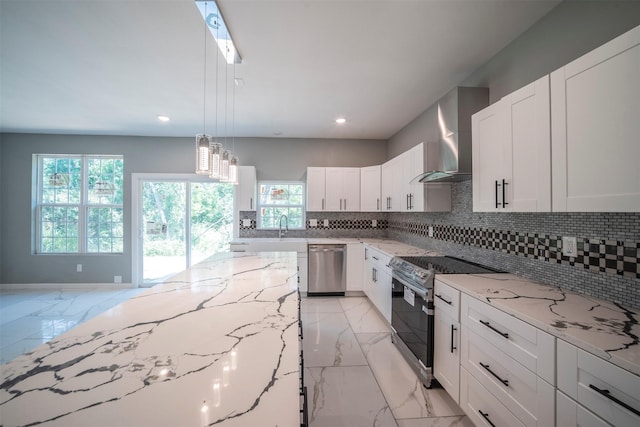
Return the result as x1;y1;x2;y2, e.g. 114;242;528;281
562;236;577;257
114;275;122;283
323;219;329;227
242;219;252;227
428;226;434;238
309;219;318;227
372;219;377;227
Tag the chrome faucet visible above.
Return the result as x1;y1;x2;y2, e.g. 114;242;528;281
278;214;289;239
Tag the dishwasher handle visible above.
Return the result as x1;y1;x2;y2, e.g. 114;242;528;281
308;245;345;252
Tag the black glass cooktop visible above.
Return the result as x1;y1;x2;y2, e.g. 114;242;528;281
397;256;501;275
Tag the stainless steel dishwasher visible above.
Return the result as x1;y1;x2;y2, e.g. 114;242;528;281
308;244;346;296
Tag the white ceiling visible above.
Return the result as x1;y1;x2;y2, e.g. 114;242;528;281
0;0;560;140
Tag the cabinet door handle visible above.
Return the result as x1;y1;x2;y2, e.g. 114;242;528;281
406;194;409;210
450;325;457;353
409;193;414;210
377;198;380;211
589;384;640;416
495;180;500;209
344;198;347;210
502;179;508;208
250;197;253;210
479;320;509;339
372;256;379;261
435;294;452;305
478;410;496;427
479;362;509;386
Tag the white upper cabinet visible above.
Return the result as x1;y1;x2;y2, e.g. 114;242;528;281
360;165;382;211
472;75;551;212
306;167;360;212
306;167;326;211
551;25;640;212
324;167;360;211
381;156;402;211
236;166;257;211
382;143;451;212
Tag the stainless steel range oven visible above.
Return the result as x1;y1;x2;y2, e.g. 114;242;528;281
389;256;500;388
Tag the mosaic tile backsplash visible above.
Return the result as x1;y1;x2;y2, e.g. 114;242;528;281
239;181;639;308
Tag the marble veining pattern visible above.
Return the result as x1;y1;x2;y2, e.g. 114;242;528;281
437;273;640;375
0;252;300;427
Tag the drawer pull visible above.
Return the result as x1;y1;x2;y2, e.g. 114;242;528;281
479;362;509;387
478;410;496;427
450;325;457;353
435;294;452;305
589;384;640;417
479;319;509;339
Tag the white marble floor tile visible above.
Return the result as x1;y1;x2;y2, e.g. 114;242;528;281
302;297;344;313
357;332;464;420
305;366;398;427
396;416;474;427
339;297;390;333
301;311;367;367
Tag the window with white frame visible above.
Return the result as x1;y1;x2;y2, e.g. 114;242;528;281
257;182;305;229
35;155;124;254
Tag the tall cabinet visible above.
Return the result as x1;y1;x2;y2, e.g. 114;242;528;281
360;165;381;211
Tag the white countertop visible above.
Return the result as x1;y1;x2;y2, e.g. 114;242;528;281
230;237;440;257
0;252;300;427
437;273;640;376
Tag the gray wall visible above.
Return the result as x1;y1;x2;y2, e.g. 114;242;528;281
0;133;386;284
388;0;640;157
0;136;3;281
232;137;386;181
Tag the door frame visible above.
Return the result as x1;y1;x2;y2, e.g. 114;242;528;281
131;173;219;287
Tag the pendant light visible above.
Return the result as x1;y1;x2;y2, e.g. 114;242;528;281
228;53;239;185
196;2;212;175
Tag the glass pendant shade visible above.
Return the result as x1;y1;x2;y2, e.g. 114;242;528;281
195;134;211;174
228;156;238;185
220;150;230;181
209;142;222;178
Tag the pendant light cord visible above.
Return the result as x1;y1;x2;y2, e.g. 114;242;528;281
202;2;207;135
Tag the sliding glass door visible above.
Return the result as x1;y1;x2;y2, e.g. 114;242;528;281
133;174;233;286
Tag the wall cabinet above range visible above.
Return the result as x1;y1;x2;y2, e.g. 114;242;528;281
306;167;360;212
381;143;452;213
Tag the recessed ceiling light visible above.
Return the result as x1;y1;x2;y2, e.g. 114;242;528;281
157;115;170;122
336;117;346;124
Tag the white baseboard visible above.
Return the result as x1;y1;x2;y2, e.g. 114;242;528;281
0;283;137;291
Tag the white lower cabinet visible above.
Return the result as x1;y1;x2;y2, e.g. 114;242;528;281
460;366;526;427
363;246;392;323
557;339;640;427
461;327;555;426
434;280;461;403
557;390;611;427
346;243;364;292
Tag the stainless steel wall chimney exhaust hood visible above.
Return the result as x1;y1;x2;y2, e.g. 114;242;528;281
411;86;489;184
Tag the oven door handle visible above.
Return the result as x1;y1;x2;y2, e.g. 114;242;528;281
393;276;428;299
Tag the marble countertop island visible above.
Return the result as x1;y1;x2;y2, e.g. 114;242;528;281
437;273;640;376
0;252;300;427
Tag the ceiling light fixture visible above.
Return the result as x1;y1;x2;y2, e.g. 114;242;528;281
336;117;347;124
195;0;242;64
157;115;170;122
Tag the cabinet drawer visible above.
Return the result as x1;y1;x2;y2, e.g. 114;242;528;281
461;328;554;426
461;294;555;384
557;340;640;427
557;390;611;427
434;280;460;319
460;366;526;427
364;246;392;269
